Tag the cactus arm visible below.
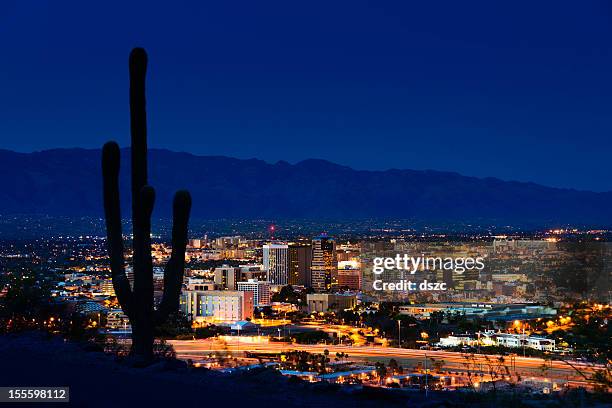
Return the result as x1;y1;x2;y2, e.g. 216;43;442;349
155;190;191;323
102;141;133;317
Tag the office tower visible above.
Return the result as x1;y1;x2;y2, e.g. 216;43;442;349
311;236;337;292
263;243;289;285
181;290;254;323
214;264;240;289
237;279;271;306
436;268;455;289
438;267;480;290
288;243;312;286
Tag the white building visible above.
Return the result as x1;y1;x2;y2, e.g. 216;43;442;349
237;279;271;306
438;331;555;351
494;333;522;348
525;336;556;351
495;334;555;351
181;290;254;323
438;334;477;347
263;244;289;285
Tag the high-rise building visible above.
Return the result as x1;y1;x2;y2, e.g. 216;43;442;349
237;279;271;306
181;290;254;323
288;243;312;286
263;244;289;285
436;266;479;290
311;236;337;292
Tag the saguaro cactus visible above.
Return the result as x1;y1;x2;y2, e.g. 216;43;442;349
102;48;192;362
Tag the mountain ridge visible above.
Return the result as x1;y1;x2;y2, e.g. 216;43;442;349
1;147;611;226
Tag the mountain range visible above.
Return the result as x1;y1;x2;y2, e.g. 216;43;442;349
1;148;611;227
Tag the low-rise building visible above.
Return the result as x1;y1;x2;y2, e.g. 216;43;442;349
181;290;254;323
437;331;555;351
438;334;477;347
307;293;356;313
398;302;556;322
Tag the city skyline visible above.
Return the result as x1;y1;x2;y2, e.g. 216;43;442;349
1;4;610;404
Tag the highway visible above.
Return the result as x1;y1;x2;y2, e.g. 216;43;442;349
170;337;603;383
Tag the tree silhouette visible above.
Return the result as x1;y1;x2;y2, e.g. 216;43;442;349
102;48;192;364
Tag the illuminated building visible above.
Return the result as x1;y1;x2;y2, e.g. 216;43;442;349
238;264;267;281
306;293;356;313
288;243;312;286
311;236;337;292
237;279;271;306
214;236;244;249
214;264;240;289
337;260;361;290
438;331;555;351
181;290;254;323
106;309;130;330
185;278;216;291
100;279;115;296
188;239;202;248
263;244;289;285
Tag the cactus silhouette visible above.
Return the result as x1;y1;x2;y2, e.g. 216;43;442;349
102;48;192;362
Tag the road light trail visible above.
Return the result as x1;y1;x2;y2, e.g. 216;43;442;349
170;338;603;381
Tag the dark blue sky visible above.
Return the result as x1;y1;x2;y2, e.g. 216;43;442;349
1;1;611;191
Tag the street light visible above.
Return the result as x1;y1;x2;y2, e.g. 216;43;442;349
397;320;401;348
424;352;428;398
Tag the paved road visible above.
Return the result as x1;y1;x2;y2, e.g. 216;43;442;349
170;338;602;383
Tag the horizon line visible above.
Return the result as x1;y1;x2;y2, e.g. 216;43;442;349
1;145;609;194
